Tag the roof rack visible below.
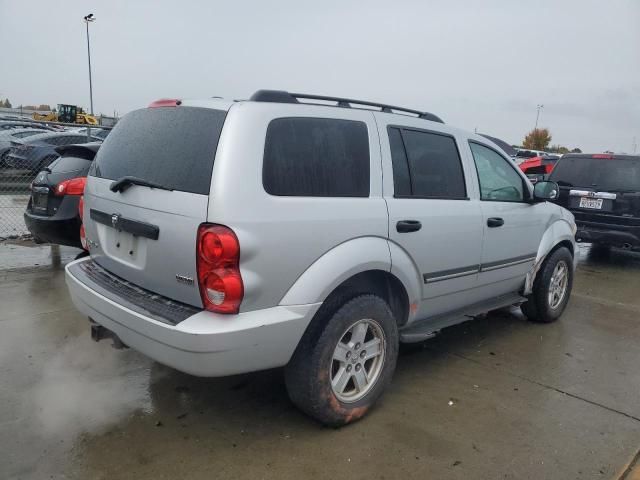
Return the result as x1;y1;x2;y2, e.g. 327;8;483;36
249;90;444;123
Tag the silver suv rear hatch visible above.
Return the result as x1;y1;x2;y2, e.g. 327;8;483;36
84;104;227;307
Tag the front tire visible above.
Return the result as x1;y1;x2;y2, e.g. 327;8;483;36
285;294;399;427
521;247;573;323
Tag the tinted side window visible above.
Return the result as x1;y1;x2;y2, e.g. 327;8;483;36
470;142;525;201
45;136;84;146
388;127;411;196
391;128;466;198
263;118;370;197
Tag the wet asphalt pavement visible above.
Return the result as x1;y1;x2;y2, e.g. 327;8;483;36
1;243;639;479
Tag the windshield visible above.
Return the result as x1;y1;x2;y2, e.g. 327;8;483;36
91;106;226;195
550;157;640;191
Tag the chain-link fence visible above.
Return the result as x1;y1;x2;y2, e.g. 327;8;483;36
0;118;112;239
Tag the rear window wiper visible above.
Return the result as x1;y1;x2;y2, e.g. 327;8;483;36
109;176;174;193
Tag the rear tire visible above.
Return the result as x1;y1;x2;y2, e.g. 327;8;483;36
285;294;398;427
521;247;573;323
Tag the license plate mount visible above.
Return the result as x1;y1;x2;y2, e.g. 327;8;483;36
579;197;603;209
31;189;49;212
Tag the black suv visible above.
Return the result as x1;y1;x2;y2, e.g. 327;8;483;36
549;153;640;250
24;143;100;248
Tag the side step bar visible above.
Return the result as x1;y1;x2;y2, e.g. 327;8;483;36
399;292;527;343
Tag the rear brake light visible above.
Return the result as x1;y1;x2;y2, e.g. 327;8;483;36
592;154;614;159
196;224;243;314
79;196;87;250
80;223;87;250
148;98;182;108
55;177;86;196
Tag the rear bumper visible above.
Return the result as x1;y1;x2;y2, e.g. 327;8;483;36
24;206;82;248
65;258;321;377
575;221;640;249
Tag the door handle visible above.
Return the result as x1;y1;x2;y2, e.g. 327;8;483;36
396;220;422;233
487;217;504;228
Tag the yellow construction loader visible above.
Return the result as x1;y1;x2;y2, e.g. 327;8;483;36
32;104;98;125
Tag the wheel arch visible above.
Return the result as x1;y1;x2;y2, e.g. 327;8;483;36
524;219;575;295
279;237;414;327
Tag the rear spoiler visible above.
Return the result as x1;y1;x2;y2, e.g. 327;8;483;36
54;142;102;160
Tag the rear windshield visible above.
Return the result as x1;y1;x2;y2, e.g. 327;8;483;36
550;157;640;192
51;155;92;173
516;150;538;158
92;106;226;195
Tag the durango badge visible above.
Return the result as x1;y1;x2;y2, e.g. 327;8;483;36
175;274;194;286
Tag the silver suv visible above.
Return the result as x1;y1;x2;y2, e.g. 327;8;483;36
66;90;576;426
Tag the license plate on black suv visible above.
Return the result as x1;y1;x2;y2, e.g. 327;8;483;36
579;197;603;209
32;188;49;212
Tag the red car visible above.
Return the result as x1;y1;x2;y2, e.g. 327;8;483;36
519;155;561;183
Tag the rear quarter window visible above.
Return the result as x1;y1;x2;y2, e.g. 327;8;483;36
263;117;370;197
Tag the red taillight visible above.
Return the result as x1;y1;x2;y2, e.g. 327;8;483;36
78;196;88;250
196;224;243;314
55;177;86;196
148;98;182;108
80;223;87;250
592;154;614;159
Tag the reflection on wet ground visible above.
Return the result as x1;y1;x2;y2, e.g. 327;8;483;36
1;242;639;479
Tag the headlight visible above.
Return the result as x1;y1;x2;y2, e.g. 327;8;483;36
571;222;577;236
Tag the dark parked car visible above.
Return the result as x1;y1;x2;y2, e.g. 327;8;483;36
24;143;101;248
5;132;101;173
0;120;56;131
479;134;517;158
0;128;50;167
519;154;561;183
72;127;111;140
549;153;640;250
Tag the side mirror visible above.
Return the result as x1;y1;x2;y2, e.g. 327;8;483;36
533;180;559;202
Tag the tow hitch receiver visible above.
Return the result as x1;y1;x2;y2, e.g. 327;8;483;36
89;319;128;349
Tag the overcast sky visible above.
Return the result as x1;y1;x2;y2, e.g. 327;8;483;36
1;0;638;152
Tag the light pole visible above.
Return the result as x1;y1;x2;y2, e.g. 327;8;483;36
534;104;544;130
83;13;96;115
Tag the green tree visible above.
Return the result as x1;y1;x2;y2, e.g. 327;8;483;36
1;99;11;108
570;148;582;153
522;128;552;150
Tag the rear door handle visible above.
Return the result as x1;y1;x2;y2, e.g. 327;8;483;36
396;220;422;233
487;217;504;228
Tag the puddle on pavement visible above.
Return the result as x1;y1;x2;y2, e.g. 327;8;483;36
577;242;640;270
0;241;81;270
2;240;639;478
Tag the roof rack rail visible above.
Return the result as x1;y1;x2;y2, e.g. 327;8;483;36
249;89;444;123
